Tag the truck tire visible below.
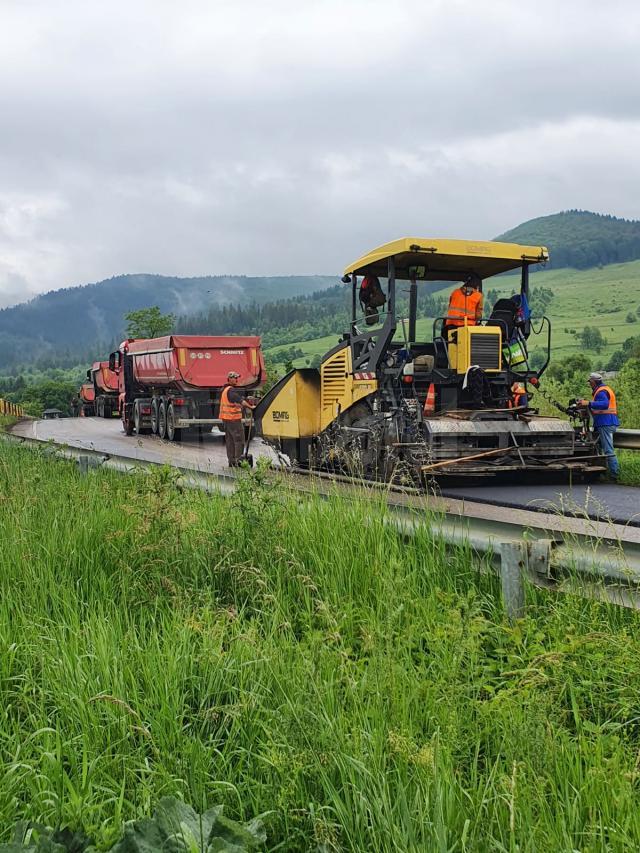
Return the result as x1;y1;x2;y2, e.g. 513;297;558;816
150;398;159;435
166;403;182;442
158;401;167;440
133;402;142;435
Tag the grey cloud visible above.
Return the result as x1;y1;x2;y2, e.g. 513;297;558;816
0;0;639;307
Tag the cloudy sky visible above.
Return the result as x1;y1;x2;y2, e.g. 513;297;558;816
0;0;639;307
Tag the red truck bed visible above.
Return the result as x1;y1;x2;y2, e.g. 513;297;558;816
92;361;119;393
126;335;265;390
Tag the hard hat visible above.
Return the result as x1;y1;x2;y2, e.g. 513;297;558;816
228;370;240;379
588;372;603;382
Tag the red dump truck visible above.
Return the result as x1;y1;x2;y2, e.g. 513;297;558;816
88;361;119;418
78;382;95;417
109;335;266;439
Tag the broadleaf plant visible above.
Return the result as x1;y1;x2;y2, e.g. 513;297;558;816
110;798;266;852
1;799;265;853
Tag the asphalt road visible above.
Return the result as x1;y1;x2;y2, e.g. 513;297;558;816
440;482;640;527
11;416;278;474
10;417;640;526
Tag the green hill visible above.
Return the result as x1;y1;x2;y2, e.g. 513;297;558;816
0;273;336;369
495;210;640;269
3;209;640;374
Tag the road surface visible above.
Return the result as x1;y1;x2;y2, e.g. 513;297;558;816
10;417;639;526
11;417;278;474
441;483;640;528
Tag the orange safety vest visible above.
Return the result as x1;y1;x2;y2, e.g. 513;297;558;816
508;384;526;408
446;287;483;327
593;384;617;415
219;385;242;421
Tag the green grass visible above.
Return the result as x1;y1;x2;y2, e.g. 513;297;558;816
266;261;640;371
0;415;18;432
479;261;640;363
3;445;640;850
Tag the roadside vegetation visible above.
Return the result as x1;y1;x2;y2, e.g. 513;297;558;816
2;444;640;850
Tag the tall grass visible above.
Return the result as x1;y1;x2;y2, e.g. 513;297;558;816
2;445;640;850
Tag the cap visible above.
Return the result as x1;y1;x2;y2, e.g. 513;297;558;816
588;372;603;382
228;370;240;379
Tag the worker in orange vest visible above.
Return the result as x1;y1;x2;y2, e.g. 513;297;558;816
219;371;256;467
444;274;483;338
509;382;528;409
578;372;620;480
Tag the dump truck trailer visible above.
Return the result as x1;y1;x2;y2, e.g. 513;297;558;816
109;335;266;439
88;361;119;418
78;382;95;417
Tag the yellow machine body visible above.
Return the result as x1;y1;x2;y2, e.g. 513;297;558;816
447;325;503;374
319;344;377;430
259;345;377;443
259;369;321;440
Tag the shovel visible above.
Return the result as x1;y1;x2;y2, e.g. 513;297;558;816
241;410;254;467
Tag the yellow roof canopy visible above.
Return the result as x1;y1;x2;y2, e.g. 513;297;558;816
344;237;549;282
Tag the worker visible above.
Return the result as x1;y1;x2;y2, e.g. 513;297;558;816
509;381;528;409
359;274;387;325
579;372;620;480
444;274;483;337
219;370;256;467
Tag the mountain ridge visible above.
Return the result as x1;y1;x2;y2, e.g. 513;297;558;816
2;209;640;369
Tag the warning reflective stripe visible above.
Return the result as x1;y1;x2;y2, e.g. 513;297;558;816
354;372;376;380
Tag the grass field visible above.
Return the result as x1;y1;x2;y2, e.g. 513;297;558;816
266;260;640;371
3;443;640;850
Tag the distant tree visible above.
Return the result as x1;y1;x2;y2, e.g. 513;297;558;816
8;379;78;417
529;286;555;315
627;312;636;323
547;353;592;383
124;306;175;339
577;326;607;353
528;350;547;371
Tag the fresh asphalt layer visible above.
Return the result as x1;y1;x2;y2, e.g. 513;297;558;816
440;483;640;528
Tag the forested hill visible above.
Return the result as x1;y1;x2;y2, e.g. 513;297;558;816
0;273;335;368
495;210;640;269
2;209;640;371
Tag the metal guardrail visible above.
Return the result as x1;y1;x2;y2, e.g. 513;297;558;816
4;430;640;621
0;399;24;417
615;429;640;450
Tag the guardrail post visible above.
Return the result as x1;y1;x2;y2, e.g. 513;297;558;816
77;455;89;476
500;541;526;620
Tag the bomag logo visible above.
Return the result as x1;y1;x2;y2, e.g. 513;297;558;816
272;410;290;422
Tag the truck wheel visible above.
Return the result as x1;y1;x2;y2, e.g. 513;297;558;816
158;401;167;439
150;398;159;435
166;403;181;442
133;402;142;435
